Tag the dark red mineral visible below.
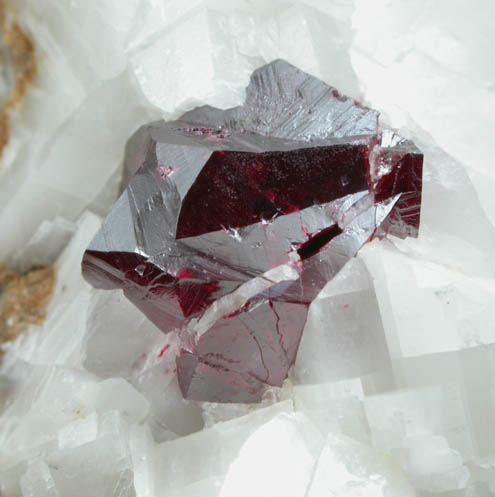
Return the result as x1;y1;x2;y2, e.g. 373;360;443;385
82;60;422;403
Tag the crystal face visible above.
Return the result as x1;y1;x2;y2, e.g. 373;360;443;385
82;60;423;403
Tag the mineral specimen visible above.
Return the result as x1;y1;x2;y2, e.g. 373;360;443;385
82;60;422;403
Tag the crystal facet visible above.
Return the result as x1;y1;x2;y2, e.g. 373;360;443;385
82;60;423;403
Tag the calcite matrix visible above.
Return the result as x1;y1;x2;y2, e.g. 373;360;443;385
82;60;422;403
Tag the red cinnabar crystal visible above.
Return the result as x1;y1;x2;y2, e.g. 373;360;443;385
82;60;423;403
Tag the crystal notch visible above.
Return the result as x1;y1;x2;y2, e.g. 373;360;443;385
82;60;423;403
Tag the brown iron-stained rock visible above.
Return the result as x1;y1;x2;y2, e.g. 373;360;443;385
0;264;55;346
0;0;36;157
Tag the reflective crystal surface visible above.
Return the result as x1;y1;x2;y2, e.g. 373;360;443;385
82;60;423;403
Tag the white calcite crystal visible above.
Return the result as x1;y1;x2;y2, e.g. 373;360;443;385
0;1;494;496
293;257;391;384
307;432;416;496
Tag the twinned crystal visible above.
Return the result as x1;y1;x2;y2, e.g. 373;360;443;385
82;60;423;403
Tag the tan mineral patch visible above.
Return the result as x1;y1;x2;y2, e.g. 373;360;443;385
0;264;55;346
0;0;36;157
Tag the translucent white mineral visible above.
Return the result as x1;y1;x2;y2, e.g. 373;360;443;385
307;432;416;496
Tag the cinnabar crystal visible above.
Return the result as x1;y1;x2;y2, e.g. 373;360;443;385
82;60;422;403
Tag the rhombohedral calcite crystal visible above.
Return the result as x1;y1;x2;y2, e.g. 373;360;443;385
82;60;423;403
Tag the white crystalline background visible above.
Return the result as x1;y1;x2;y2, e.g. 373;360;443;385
0;0;494;496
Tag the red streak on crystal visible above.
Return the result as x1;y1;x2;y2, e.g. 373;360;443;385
158;344;170;358
177;269;194;279
178;280;219;317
